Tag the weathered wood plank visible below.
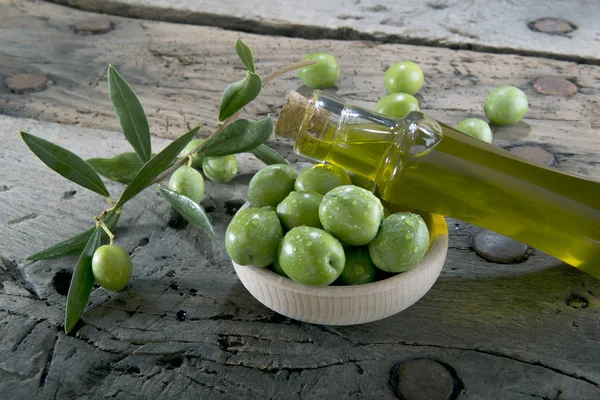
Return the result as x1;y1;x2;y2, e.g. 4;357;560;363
1;115;600;398
1;0;599;183
45;0;600;64
1;1;600;398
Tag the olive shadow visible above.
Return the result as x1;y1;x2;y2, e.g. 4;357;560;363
228;172;254;186
492;121;531;142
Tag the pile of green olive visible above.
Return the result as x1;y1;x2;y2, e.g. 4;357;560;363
226;164;430;287
297;53;529;144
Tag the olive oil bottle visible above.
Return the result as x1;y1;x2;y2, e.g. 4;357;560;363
275;91;600;279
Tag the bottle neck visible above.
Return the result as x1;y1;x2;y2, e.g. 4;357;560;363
292;90;443;181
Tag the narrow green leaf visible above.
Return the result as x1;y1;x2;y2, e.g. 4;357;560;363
108;65;152;163
114;126;199;210
235;39;255;73
159;187;216;239
218;72;262;123
20;132;110;198
27;211;120;261
199;117;273;158
64;225;101;333
251;144;289;165
87;152;144;184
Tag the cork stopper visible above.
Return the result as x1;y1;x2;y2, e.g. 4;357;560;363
275;91;330;140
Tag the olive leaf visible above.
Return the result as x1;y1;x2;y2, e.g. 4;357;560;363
235;39;255;73
64;225;102;334
218;72;262;123
20;132;110;198
251;144;288;165
108;65;152;163
198;117;273;158
158;187;216;239
114;126;199;210
87;152;144;184
27;211;120;261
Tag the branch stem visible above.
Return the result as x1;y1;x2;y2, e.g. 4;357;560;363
150;58;314;185
98;220;115;245
262;59;315;86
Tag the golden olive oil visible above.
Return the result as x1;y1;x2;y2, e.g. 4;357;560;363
292;99;600;279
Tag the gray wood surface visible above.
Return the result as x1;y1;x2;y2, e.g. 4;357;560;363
2;115;600;400
1;0;600;399
2;0;599;174
45;0;600;63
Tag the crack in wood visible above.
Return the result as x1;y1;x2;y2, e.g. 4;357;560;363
221;356;368;374
38;332;58;390
0;256;40;300
180;372;226;394
0;365;31;379
7;212;38;225
12;320;45;352
182;358;266;397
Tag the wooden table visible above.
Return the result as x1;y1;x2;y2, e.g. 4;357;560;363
1;1;599;398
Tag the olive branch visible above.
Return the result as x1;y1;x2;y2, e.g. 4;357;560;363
20;39;314;333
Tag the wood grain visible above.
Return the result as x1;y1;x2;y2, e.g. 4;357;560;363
1;0;599;184
1;115;600;399
46;0;600;64
1;1;600;398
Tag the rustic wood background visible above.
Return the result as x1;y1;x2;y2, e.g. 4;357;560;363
1;0;599;399
46;0;600;63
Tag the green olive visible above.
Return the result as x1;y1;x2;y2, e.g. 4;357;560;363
261;205;277;213
225;207;283;267
168;165;205;203
374;93;419;119
202;155;238;183
456;118;493;143
294;164;351;195
278;226;345;286
247;164;298;207
483;86;528;126
277;191;324;230
384;61;425;95
319;185;384;246
271;250;289;278
178;138;205;169
337;247;377;285
369;212;430;273
297;53;340;89
92;245;133;291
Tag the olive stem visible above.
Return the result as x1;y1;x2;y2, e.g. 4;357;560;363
262;59;315;86
96;210;109;222
150;59;313;186
94;207;121;224
98;220;115;245
187;155;193;167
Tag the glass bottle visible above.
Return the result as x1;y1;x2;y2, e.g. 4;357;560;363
275;90;600;279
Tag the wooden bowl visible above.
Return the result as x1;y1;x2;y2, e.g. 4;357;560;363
232;203;448;325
